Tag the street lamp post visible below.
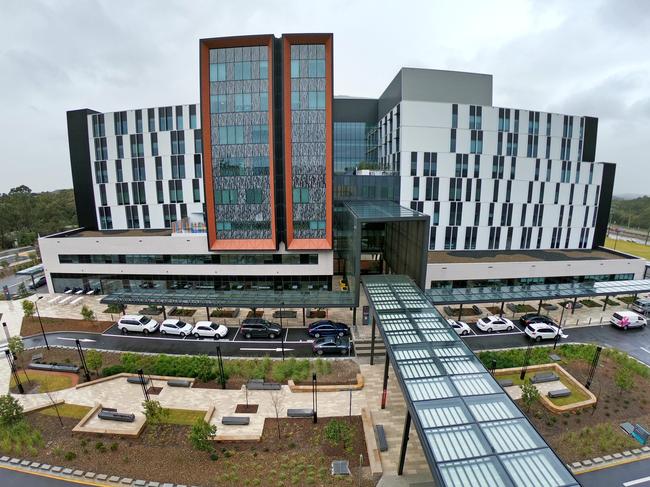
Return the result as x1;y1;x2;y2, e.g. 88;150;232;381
280;301;285;361
5;350;24;394
34;296;49;350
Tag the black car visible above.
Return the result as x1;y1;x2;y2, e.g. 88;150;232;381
312;336;351;355
28;276;47;290
519;313;558;327
307;320;350;338
239;318;282;339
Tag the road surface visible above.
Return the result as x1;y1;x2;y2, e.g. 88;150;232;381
0;465;94;486
577;457;650;486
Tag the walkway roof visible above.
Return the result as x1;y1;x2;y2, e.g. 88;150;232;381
15;264;44;276
362;274;579;487
426;279;650;305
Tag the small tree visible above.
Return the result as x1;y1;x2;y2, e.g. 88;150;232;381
142;399;169;427
0;260;8;269
615;367;633;394
0;394;24;425
189;419;216;452
7;336;25;359
17;282;28;297
86;350;103;377
22;299;35;318
80;305;95;321
269;389;283;439
521;380;540;412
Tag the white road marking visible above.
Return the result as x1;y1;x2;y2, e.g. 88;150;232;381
57;337;96;343
239;347;295;352
640;347;650;354
103;333;310;345
624;475;650;486
70;296;83;306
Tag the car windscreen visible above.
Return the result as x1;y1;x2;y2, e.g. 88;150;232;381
178;321;186;327
612;313;622;320
210;323;219;329
139;316;151;324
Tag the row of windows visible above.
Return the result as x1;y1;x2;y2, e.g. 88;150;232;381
217;124;269;145
210;92;269;114
290;59;326;78
209;61;269;82
215;221;271;232
291;91;326;110
430;273;635;290
59;253;318;266
214;188;264;205
93;129;201;163
92;106;197;138
216;157;270;176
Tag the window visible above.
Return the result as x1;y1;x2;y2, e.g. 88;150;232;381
116;136;124;159
470;130;483;154
450;129;456;152
135;110;143;134
429;227;437;250
210;63;226;81
474;155;480;178
588;164;594;184
171;131;185;155
546;159;552;182
159;107;173;131
155;157;163;180
569;184;575;204
444;227;458;250
115;182;129;205
410;152;417;176
171;155;185;179
193;179;201;202
474;202;481;226
469;105;482;130
475;179;482;202
131;182;146;204
534;159;540;181
465;179;472;202
125;205;139;229
539;182;545;204
92;114;105;137
168;180;183;203
156;181;164;203
94;161;108;184
449;178;462;201
488;203;495;226
412;178;420;200
464;226;478;250
432;202;440;225
546;113;552;136
449;202;462;226
423;152;437;177
194;154;202;178
175;106;183;130
514;109;520;132
189;105;197;129
510;158;517;179
150;133;158;156
451;104;458;129
131;158;146;181
114;111;128;135
163;204;177;228
194;129;202;153
180;203;187;220
215;189;238;205
497;132;503;155
147;108;155;132
554;183;560;204
292;188;309;204
247;188;264;204
425;177;439;201
115;160;123;182
99;184;107;206
94;137;108;160
98;206;112;230
520;204;527;226
142;205;150;229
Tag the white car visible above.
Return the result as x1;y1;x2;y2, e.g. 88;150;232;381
610;311;647;330
524;322;568;341
159;319;194;337
117;315;159;334
476;316;515;333
448;319;472;336
192;321;228;339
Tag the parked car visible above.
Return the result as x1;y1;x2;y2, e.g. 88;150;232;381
28;276;47;290
307;320;350;338
524;323;568;341
610;311;647;330
312;336;351;355
632;299;650;315
159;319;194;337
117;315;159;334
239;318;282;339
476;316;515;333
519;313;558;327
192;321;228;339
447;319;472;336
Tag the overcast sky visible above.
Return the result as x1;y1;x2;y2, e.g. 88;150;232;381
1;0;648;196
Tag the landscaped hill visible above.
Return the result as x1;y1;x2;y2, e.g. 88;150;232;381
610;196;650;230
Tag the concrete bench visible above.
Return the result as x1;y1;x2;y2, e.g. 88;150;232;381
531;372;559;384
287;408;314;418
375;424;388;452
547;388;571;398
471;305;482;315
98;410;135;423
167;379;191;388
247;380;281;391
28;363;80;373
498;379;514;387
31;353;44;362
126;376;149;385
222;416;250;425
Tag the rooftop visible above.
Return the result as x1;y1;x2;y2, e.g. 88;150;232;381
427;248;631;264
45;228;173;238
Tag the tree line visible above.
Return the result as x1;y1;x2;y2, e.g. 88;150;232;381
0;186;77;249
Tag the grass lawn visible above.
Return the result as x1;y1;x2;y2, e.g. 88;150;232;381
618;295;637;304
496;372;526;386
605;237;650;259
600;298;620;306
161;408;206;425
39;404;92;420
547;376;591;407
12;370;75;392
562;423;640;461
580;299;601;308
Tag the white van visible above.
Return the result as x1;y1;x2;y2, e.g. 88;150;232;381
610;311;647;330
632;299;650;315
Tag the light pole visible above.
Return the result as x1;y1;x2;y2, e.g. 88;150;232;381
34;296;49;350
75;339;91;382
5;350;24;394
554;302;567;350
280;301;285;361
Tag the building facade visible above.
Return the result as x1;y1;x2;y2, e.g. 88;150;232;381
41;33;644;300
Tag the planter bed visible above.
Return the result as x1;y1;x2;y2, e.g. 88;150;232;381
210;308;239;318
21;316;113;336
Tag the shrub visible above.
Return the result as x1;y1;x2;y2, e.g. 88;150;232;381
324;419;353;450
142;400;169;426
210;452;219;461
189;419;216;452
110;442;119;452
80;305;95;321
101;365;126;377
521;380;540;412
85;350;103;377
21;300;35;318
271;358;310;382
0;394;24;425
64;451;77;461
615;367;633;394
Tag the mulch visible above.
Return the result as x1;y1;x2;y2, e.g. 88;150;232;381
21;316;113;337
235;404;258;413
13;413;375;486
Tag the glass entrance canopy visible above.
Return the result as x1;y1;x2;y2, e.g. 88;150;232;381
426;279;650;305
362;275;579;487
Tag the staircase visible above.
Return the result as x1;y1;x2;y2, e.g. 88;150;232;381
354;337;386;362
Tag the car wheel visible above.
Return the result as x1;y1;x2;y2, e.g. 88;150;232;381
317;350;324;356
245;332;252;339
143;329;150;335
269;333;276;339
487;328;493;333
507;326;513;332
194;333;200;338
314;332;321;338
180;332;186;338
341;349;347;355
161;330;166;335
535;336;542;342
338;332;344;337
462;330;469;335
120;327;127;335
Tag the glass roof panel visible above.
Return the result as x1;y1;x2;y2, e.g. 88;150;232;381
405;377;455;401
480;419;546;454
464;394;523;422
415;399;472;429
439;457;511;487
425;424;489;462
500;449;580;487
451;374;501;396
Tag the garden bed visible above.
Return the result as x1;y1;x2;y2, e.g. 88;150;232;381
210;308;239;318
618;295;636;305
246;310;264;318
600;298;620;306
21;316;113;336
8;413;374;486
10;369;78;394
506;303;536;313
485;306;503;315
169;308;196;317
444;307;479;317
579;299;601;308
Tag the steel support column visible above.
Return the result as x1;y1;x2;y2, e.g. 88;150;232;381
370;316;376;366
571;297;577;315
457;303;463;321
397;411;411;476
537;299;543;314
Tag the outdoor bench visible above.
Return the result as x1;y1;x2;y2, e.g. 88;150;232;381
287;408;314;418
498;379;514;387
531;372;559;384
31;353;44;362
246;380;281;390
273;310;297;319
471;305;482;315
167;379;191;388
222;416;250;425
375;424;388;452
126;376;149;385
167;306;177;315
28;362;80;373
547;388;571;398
98;409;135;423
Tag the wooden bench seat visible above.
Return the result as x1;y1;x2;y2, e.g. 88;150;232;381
498;379;514;387
222;416;250;425
126;376;149;385
375;424;388;452
167;379;191;388
547;388;571;398
287;408;314;418
531;372;559;384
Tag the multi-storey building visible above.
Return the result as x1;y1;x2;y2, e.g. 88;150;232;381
40;33;644;303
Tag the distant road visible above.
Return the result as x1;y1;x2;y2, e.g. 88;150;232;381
0;465;94;486
577;457;650;486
